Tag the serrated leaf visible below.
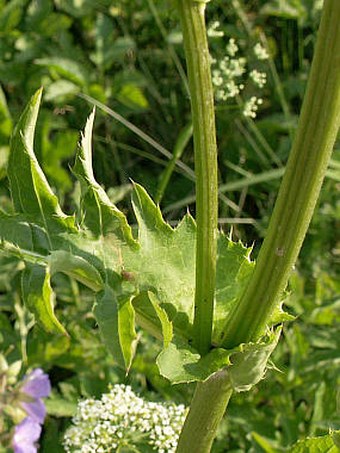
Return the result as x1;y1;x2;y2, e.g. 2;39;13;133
73;109;137;248
21;263;67;335
289;430;340;452
128;187;257;344
214;236;254;345
269;299;295;325
8;88;75;236
132;183;173;237
128;185;196;333
5;96;291;366
157;329;281;387
93;285;137;371
227;328;281;392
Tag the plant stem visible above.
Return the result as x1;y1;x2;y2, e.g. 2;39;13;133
222;0;340;348
176;0;218;355
176;369;233;453
174;4;229;452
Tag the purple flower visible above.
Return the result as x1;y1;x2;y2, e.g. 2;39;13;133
12;417;42;453
20;368;51;424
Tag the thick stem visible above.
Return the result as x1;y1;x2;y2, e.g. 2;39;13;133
174;4;230;452
176;0;218;355
222;0;340;348
176;369;233;453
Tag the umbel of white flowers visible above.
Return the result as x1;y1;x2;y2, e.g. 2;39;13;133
207;20;269;118
63;384;187;453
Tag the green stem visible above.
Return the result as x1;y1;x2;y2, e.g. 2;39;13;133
176;370;233;453
176;0;218;355
222;0;340;348
174;4;229;451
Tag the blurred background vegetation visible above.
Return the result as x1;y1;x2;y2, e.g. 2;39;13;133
0;0;339;451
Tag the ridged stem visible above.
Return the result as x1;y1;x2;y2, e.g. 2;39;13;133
222;0;340;348
176;0;218;355
176;369;233;453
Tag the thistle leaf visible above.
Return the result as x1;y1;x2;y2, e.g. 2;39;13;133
157;329;281;388
8;88;75;236
4;96;290;380
73;109;137;247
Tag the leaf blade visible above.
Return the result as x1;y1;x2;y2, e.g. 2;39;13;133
21;263;67;335
8;88;75;236
93;285;137;371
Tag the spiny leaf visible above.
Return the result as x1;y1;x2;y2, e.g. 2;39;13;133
214;236;254;346
73;109;137;247
5;97;291;369
8;88;75;236
227;328;281;392
132;183;173;237
21;263;67;335
127;187;196;333
157;329;281;387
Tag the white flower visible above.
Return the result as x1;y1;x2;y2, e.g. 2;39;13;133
212;69;224;87
226;38;238;57
207;21;224;38
249;69;267;88
243;96;263;118
63;384;187;453
254;42;269;60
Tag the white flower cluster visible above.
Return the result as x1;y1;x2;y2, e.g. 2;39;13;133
210;34;269;118
249;69;267;88
226;38;238;57
253;42;269;60
243;96;263;118
207;20;224;38
63;384;187;453
211;38;246;101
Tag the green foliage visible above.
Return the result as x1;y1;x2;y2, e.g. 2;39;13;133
0;1;338;451
2;91;281;390
289;430;340;452
157;328;280;389
21;264;67;335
